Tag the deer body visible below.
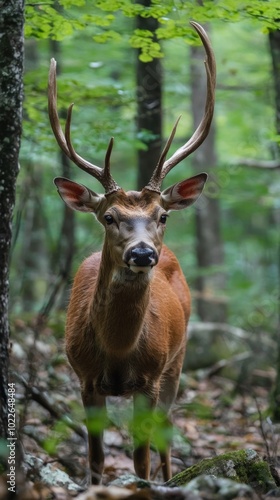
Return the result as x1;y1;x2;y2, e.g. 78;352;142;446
64;196;190;482
48;22;216;484
66;243;190;392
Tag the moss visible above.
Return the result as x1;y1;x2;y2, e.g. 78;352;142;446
166;449;276;494
247;458;275;492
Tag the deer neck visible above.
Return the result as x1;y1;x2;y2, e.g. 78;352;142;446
91;241;152;357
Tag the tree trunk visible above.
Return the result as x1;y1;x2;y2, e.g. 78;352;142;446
0;0;24;449
20;42;46;311
190;28;227;323
136;0;162;190
268;28;280;422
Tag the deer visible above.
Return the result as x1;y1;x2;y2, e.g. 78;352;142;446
48;21;216;484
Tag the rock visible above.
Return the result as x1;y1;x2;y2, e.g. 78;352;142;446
166;449;276;494
110;474;150;489
184;474;256;499
24;453;82;492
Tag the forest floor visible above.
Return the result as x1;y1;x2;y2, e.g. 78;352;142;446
5;317;280;498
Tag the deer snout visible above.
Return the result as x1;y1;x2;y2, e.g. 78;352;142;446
131;247;154;266
124;244;158;273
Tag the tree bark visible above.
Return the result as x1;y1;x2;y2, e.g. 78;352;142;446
268;28;280;422
0;0;24;447
136;0;162;190
190;27;227;322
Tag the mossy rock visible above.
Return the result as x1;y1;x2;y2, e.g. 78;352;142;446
166;449;276;494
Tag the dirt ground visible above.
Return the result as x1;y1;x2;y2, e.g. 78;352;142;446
7;318;280;493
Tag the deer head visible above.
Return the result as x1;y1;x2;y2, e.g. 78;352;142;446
48;22;216;275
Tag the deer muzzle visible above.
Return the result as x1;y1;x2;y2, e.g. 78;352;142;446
124;243;158;274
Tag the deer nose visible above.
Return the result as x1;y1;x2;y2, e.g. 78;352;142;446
131;247;155;267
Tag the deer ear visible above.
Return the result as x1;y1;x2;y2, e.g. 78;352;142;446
160;173;207;211
54;177;104;213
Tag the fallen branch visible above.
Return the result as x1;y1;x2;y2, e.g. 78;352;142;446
13;372;86;440
234;158;280;169
200;351;251;378
188;321;249;340
187;322;276;348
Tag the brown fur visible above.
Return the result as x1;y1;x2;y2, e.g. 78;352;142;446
53;180;209;483
66;245;190;383
57;185;202;483
66;221;190;483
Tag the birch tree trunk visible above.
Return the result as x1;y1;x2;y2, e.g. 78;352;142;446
0;0;24;446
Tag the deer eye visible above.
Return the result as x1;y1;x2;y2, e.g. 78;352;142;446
104;214;114;225
159;214;168;224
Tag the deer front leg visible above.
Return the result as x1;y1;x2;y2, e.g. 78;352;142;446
133;392;159;480
158;353;184;481
81;382;106;485
133;444;150;480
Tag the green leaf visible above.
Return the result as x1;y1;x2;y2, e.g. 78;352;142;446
139;53;153;62
93;30;122;43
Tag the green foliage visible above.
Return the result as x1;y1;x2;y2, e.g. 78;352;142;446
41;397;181;460
25;1;280;61
131;396;173;451
87;407;110;435
93;30;122;43
183;399;215;420
25;3;85;40
43;420;71;454
130;29;163;61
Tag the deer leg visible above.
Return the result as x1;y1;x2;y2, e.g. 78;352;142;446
158;353;184;481
81;382;106;485
132;393;158;480
157;382;176;481
133;444;150;480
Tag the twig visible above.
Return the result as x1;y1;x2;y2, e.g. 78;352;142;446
255;396;271;458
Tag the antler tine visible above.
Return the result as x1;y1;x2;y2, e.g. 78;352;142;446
150;116;181;187
104;137;114;173
146;21;216;192
48;58;120;194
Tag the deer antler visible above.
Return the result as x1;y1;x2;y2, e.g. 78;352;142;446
48;58;120;194
146;21;216;193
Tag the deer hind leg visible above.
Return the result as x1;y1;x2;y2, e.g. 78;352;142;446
81;381;106;485
158;352;184;481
